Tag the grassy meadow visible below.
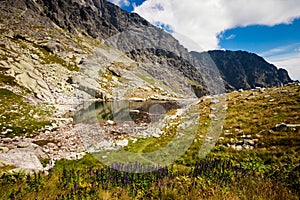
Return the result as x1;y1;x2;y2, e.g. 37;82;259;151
0;84;299;199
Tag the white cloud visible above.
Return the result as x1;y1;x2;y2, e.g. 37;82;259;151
225;34;236;40
133;0;300;51
260;44;300;80
109;0;130;7
266;52;300;81
270;58;300;81
260;43;300;58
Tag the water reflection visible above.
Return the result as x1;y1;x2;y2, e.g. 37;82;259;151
73;101;182;125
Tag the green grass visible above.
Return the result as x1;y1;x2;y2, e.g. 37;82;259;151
0;89;53;138
32;139;58;147
8;37;80;72
36;44;80;72
135;73;156;85
0;67;17;87
0;74;18;86
0;85;299;199
0;154;298;200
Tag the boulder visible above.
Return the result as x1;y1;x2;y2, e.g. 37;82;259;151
105;120;115;125
17;142;31;148
108;66;122;77
0;152;43;171
209;114;217;119
128;97;146;102
235;145;243;151
210;99;220;104
42;42;65;53
129;110;140;114
152;133;160;138
274;123;288;131
116;139;129;148
0;147;9;153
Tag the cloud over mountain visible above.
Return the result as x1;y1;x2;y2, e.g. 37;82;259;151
110;0;130;7
134;0;300;51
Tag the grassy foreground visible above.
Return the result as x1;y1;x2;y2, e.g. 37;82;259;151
0;85;299;199
0;88;53;138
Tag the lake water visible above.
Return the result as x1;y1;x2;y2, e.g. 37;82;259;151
73;100;182;124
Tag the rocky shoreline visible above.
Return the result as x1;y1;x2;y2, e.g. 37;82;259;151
1;83;299;173
0;96;198;173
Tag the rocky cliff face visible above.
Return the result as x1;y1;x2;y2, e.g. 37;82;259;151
3;0;151;38
0;0;292;105
0;0;294;171
0;0;209;104
205;50;292;90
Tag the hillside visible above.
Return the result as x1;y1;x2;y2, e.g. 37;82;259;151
0;83;299;199
0;0;292;104
0;0;298;199
206;50;292;90
0;0;296;183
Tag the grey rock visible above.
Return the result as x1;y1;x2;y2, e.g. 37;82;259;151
105;120;115;125
43;42;65;53
116;139;129;148
275;123;288;131
17;142;31;148
0;147;9;153
210;99;219;104
0;152;43;171
259;88;266;93
128;98;146;102
0;60;8;66
245;139;255;146
108;66;122;77
286;124;300;129
152;133;160;138
129;110;140;114
209;114;217;119
236;145;243;151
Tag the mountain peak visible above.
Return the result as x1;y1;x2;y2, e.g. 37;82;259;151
0;0;293;104
206;50;292;90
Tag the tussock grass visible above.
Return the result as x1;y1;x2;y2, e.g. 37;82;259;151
0;85;299;199
0;89;53;138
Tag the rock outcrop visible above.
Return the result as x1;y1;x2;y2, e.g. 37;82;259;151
0;0;294;172
0;0;293;103
204;50;292;90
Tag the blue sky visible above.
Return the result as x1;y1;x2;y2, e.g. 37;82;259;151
219;19;300;55
109;0;300;80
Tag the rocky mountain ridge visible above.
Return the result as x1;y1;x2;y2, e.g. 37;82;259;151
0;0;295;172
206;50;292;90
0;0;293;105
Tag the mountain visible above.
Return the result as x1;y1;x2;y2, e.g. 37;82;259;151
0;0;296;176
0;0;293;106
206;50;292;90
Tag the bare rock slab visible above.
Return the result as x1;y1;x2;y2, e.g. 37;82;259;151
0;152;43;171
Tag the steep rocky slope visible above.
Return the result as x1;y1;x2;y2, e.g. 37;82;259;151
205;50;292;90
0;0;292;104
0;0;293;142
0;0;295;172
0;0;210;105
